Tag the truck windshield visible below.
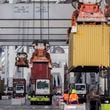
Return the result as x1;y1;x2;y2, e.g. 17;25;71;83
16;85;24;90
37;81;49;89
75;85;85;91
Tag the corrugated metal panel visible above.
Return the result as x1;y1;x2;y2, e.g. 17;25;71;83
69;24;110;69
0;80;4;93
31;62;50;80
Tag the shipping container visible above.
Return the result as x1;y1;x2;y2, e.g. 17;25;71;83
69;24;110;71
31;62;50;80
0;80;4;99
0;80;4;93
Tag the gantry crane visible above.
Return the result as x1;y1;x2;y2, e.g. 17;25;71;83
65;0;110;110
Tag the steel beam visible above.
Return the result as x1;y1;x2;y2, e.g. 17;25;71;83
0;3;73;45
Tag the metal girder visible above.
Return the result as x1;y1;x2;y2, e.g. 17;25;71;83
0;3;73;19
0;3;73;46
0;40;68;46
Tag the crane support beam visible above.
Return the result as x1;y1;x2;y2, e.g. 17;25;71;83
0;3;73;45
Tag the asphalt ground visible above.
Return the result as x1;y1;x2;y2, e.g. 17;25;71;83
0;98;63;110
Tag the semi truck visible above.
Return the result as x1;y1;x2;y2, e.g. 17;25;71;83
28;40;52;105
13;78;26;98
0;79;4;99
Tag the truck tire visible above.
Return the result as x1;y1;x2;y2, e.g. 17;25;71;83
30;101;34;105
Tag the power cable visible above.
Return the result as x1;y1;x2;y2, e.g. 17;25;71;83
40;0;43;40
48;0;50;42
32;1;35;41
25;20;29;48
18;20;21;46
22;19;25;49
47;0;51;50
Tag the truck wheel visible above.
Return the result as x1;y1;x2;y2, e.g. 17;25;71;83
31;101;34;105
